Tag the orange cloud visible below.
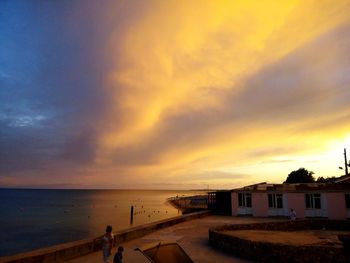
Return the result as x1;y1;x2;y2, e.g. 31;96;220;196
85;0;350;188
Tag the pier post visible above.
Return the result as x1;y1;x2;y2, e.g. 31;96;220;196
130;206;134;225
345;148;349;176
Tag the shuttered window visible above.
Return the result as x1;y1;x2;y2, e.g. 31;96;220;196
238;193;252;207
305;193;321;209
268;194;283;209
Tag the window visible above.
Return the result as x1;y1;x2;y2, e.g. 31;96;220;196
246;194;252;207
268;193;283;209
276;194;283;208
345;194;350;209
238;193;244;207
305;193;321;209
238;193;252;207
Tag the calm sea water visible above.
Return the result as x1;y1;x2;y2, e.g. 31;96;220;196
0;189;204;256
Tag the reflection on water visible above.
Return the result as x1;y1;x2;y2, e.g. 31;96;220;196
0;189;204;256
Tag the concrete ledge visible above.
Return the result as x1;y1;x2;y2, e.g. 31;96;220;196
167;195;207;211
209;219;350;263
0;210;210;263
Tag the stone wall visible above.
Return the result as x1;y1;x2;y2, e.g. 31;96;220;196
209;219;350;263
0;211;210;263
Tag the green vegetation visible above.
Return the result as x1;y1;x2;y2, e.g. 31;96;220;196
284;168;338;183
284;168;315;183
315;176;337;183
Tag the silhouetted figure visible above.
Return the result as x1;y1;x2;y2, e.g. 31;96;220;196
114;246;124;263
102;225;114;263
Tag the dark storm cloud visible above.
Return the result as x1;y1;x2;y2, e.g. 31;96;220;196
0;1;111;174
0;120;63;173
0;1;152;178
60;128;98;164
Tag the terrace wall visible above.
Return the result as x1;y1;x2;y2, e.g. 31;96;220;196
209;219;350;263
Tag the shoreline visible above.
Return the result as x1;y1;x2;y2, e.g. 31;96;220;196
0;189;199;257
0;211;210;263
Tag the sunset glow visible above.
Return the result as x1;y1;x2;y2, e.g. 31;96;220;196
1;0;350;189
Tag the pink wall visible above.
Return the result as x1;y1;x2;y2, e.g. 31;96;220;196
231;191;347;219
326;193;346;219
231;192;238;216
252;193;268;217
287;193;305;218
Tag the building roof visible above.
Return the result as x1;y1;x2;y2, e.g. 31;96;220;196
335;174;350;183
231;181;350;193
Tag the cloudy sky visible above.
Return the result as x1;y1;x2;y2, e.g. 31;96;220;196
1;0;350;189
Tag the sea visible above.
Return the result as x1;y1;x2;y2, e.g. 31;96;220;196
0;189;205;257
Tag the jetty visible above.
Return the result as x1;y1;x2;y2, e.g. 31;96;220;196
167;194;208;213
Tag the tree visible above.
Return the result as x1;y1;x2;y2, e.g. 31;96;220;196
284;168;315;183
316;176;336;183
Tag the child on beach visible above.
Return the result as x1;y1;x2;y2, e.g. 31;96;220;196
113;246;124;263
102;225;114;263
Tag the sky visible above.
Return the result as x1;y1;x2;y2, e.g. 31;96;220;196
0;0;350;189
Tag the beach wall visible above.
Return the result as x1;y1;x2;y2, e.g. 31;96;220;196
0;210;210;263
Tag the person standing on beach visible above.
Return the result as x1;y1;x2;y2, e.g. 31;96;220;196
102;225;114;263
